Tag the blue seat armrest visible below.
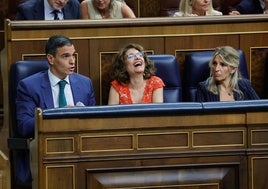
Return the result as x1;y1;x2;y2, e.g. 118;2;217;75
7;137;31;150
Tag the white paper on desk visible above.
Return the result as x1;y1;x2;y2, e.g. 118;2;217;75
76;101;85;106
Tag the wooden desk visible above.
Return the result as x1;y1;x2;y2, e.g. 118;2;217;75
33;103;268;189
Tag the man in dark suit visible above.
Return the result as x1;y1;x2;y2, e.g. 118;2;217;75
16;0;80;20
229;0;267;15
17;34;96;138
15;35;95;186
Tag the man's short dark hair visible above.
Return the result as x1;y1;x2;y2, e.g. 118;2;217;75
45;35;73;56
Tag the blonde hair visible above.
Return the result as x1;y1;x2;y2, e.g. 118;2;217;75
206;46;243;97
109;0;120;18
177;0;222;16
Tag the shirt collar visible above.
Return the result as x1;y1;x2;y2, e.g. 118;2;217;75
44;0;62;14
48;69;70;87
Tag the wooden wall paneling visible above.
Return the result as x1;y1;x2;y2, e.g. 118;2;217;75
165;35;239;51
34;109;254;189
11;41;47;62
85;166;235;188
46;165;76;189
249;126;268;148
250;156;268;189
240;33;268;99
140;0;160;17
71;39;90;77
247;112;268;189
250;47;268;99
80;158;241;189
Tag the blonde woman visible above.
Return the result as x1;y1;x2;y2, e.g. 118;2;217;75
174;0;222;16
80;0;136;19
196;46;259;102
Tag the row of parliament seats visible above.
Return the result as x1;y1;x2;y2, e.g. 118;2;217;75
6;0;243;20
6;49;252;188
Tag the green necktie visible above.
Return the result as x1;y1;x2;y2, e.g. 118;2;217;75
58;80;67;108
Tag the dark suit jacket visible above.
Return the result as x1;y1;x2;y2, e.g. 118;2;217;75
16;0;80;20
195;78;260;102
235;0;263;14
16;70;96;138
15;70;95;186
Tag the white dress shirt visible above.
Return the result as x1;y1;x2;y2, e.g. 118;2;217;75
44;0;64;20
48;69;74;108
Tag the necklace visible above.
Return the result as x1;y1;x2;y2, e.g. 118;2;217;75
219;88;232;96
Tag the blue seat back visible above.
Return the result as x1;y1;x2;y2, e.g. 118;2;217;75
9;60;49;137
8;60;49;187
148;54;182;102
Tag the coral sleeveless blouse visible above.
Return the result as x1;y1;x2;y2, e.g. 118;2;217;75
111;76;165;104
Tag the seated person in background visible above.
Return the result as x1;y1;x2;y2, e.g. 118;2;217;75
264;0;268;13
108;43;165;105
80;0;136;19
16;35;96;138
173;0;222;16
229;0;268;15
16;0;80;20
196;46;260;102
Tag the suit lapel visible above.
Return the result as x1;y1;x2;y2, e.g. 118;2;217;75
34;0;45;19
41;72;54;109
62;3;71;19
69;74;82;104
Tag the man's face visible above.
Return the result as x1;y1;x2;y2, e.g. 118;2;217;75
47;0;68;10
47;45;76;79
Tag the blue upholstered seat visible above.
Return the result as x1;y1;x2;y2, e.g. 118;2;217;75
8;60;49;187
148;54;182;102
183;50;249;102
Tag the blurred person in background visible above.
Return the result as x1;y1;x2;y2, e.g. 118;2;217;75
16;0;80;20
173;0;222;16
80;0;136;19
229;0;268;15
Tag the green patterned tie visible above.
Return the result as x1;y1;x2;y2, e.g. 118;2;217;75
58;80;67;108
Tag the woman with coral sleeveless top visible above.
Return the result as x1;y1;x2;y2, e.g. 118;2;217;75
108;43;165;104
